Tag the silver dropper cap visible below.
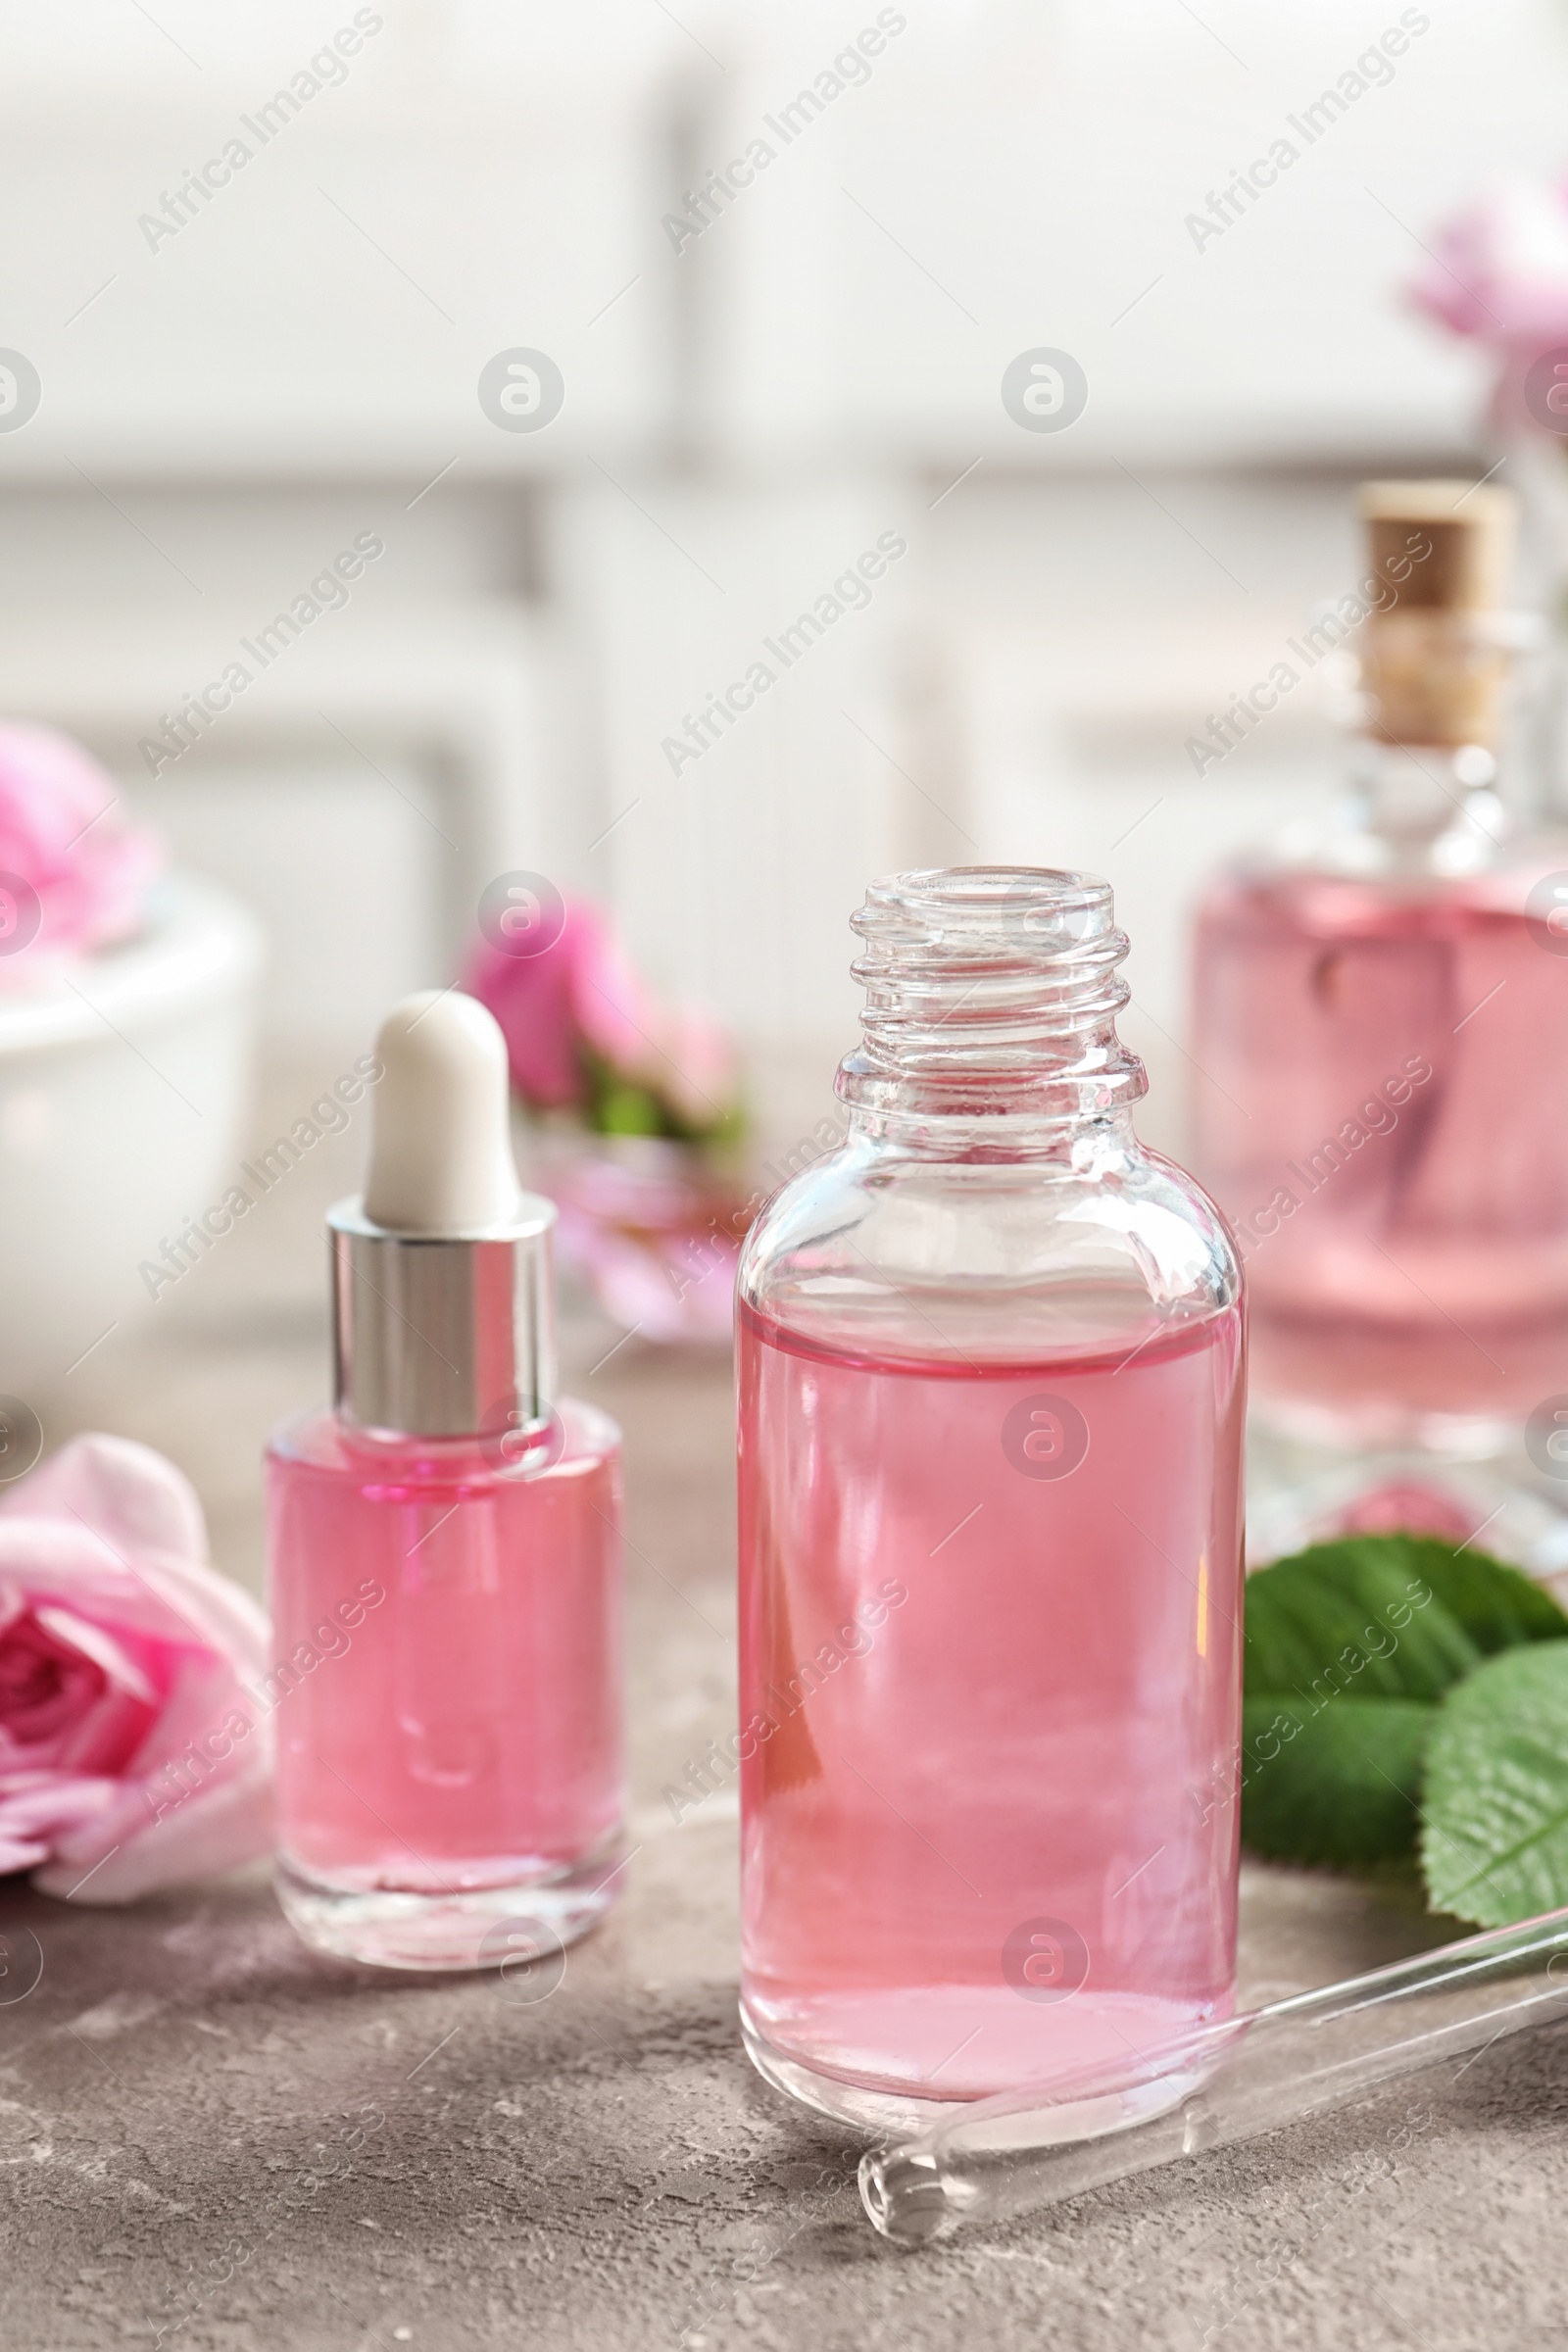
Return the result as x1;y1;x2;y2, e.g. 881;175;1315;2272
328;990;557;1441
328;1197;557;1438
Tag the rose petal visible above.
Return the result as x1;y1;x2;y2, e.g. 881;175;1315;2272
1409;177;1568;348
0;1519;267;1670
463;932;586;1108
0;1435;273;1902
660;1004;739;1131
122;1649;264;1781
127;1544;269;1676
571;913;666;1083
3;1434;208;1568
0;1770;120;1841
32;1747;274;1905
32;1606;158;1706
0;723;162;978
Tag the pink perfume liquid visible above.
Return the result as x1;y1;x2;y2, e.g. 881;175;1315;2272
267;1397;623;1967
737;1296;1245;2114
1194;866;1568;1435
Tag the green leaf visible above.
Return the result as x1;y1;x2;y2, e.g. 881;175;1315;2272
596;1082;663;1137
1245;1537;1482;1706
1392;1535;1568;1655
1240;1534;1566;1870
1421;1641;1568;1927
1242;1693;1433;1869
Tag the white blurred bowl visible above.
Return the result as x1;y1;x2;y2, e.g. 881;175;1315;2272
0;872;264;1396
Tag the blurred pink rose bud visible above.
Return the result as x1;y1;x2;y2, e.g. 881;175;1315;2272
1408;176;1568;351
465;922;586;1109
570;906;666;1085
0;1434;271;1903
0;723;163;983
660;1003;741;1132
464;891;742;1142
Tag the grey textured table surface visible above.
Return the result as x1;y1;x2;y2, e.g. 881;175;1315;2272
6;1102;1568;2351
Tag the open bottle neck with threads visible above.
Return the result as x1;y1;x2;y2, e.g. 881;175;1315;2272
742;866;1236;1363
835;867;1148;1155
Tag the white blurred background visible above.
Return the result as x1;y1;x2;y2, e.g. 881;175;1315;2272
2;0;1565;1156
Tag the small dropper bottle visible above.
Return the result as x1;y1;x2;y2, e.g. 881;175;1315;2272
266;991;624;1971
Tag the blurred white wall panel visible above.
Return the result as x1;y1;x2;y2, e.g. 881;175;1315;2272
692;0;1566;465
129;762;442;1055
890;465;1420;1149
948;595;1349;1155
552;476;919;1042
0;0;1559;1081
0;1;682;474
5;0;1558;478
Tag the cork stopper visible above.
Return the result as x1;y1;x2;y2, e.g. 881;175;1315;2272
1356;480;1517;749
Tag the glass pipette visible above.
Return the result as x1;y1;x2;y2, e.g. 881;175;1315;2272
858;1905;1568;2245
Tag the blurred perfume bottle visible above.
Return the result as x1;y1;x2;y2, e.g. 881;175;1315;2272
267;992;623;1971
737;868;1245;2132
1193;481;1568;1449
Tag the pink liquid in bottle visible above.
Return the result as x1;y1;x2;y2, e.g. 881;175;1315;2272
268;1401;623;1968
265;987;625;1972
737;1296;1245;2119
1194;864;1568;1439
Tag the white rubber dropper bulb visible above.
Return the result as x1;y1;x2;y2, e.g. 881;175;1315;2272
362;990;525;1235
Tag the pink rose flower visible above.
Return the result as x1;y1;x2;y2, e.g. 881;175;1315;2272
660;1003;741;1133
572;908;667;1085
465;913;587;1110
540;1139;750;1342
464;896;739;1137
0;723;163;982
1408;176;1568;353
0;1435;271;1903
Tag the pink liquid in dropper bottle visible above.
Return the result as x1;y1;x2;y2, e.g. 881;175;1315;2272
267;990;624;1972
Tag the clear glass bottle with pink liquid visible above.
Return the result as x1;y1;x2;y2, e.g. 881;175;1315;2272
736;868;1247;2132
267;991;623;1971
1192;480;1568;1450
